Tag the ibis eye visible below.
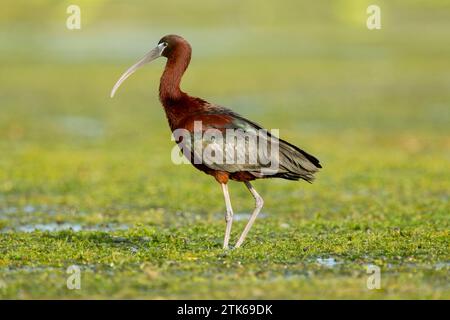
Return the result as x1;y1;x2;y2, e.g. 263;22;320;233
163;42;168;47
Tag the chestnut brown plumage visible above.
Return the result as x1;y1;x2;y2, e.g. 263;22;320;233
111;35;321;249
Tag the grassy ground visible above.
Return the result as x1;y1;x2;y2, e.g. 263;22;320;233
0;1;449;299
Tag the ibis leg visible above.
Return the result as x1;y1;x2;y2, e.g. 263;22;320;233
235;182;264;248
221;183;234;249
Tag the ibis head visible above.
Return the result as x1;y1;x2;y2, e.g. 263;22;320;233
110;35;191;98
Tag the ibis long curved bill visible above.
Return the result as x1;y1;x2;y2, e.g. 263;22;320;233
110;43;167;98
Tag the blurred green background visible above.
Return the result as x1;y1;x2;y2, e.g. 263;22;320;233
0;0;449;299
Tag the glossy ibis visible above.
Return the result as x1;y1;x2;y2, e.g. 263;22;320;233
111;35;321;249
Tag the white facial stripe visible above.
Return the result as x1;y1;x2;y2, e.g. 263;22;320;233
157;43;167;55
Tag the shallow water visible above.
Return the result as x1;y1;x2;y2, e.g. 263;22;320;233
233;212;268;221
1;222;129;233
433;262;449;270
0;205;59;217
316;257;339;268
57;116;104;138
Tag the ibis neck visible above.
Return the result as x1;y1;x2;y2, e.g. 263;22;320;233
159;51;191;103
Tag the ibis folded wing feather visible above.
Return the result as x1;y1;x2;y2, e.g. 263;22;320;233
178;105;322;182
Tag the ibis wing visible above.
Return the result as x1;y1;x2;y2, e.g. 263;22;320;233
189;123;278;175
178;106;322;182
